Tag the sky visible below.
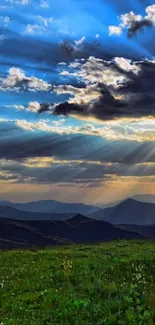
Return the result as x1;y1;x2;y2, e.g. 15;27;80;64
1;0;155;204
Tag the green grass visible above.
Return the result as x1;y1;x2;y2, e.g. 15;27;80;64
1;240;155;324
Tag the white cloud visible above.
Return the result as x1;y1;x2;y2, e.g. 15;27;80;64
6;0;29;5
54;84;101;104
0;16;10;27
119;11;142;28
39;0;49;8
145;4;155;23
74;36;86;46
25;16;53;34
5;102;41;113
111;4;155;37
61;56;131;88
14;117;155;143
25;24;45;34
109;25;122;36
95;33;100;38
0;67;51;92
0;34;7;42
37;16;53;27
13;104;25;110
113;57;141;74
27;101;40;112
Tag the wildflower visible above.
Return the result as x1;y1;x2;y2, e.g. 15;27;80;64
62;258;73;276
0;282;4;288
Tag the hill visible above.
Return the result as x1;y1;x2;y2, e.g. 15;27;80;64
0;215;145;249
1;241;155;324
89;198;155;225
0;205;75;221
117;224;155;239
0;200;100;214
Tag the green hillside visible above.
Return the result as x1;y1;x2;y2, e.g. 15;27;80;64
1;240;155;324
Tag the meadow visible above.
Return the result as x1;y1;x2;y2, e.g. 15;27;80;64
1;240;155;324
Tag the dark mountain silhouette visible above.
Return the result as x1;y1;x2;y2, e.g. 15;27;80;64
0;200;100;214
89;198;155;225
0;215;145;249
117;224;155;239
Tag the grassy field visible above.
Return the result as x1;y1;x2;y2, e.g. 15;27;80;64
1;240;155;325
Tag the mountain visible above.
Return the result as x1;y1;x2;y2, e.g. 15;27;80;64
89;198;155;225
117;224;155;240
0;206;76;221
0;215;145;249
0;200;100;214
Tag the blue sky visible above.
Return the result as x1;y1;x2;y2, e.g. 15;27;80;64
0;0;155;204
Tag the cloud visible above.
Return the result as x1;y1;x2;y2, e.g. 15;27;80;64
0;67;51;92
119;11;143;29
54;84;101;104
0;16;10;27
50;84;127;121
27;101;40;112
38;56;155;122
61;56;130;87
25;24;45;34
24;16;53;34
2;153;155;185
39;1;49;8
74;36;86;46
0;34;7;42
6;0;29;5
127;18;153;38
109;26;122;36
110;4;155;38
37;15;53;27
13;104;25;110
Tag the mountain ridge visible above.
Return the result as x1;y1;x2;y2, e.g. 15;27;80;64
0;215;145;249
89;198;155;225
0;200;100;214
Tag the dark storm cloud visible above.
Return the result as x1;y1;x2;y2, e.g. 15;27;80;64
38;59;155;121
128;19;153;38
38;84;127;120
53;85;127;120
38;103;52;114
1;154;155;185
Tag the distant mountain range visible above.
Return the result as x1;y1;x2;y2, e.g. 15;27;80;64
0;198;155;225
0;206;76;221
89;198;155;225
0;197;155;249
0;200;100;214
0;215;145;249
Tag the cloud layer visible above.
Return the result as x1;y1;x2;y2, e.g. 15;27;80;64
38;56;155;121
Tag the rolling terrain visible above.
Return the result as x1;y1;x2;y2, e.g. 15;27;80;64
0;200;100;214
0;205;75;221
0;215;145;249
1;241;155;324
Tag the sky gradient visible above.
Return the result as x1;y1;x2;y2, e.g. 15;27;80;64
1;0;155;204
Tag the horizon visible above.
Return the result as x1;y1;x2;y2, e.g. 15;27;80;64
0;193;154;205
